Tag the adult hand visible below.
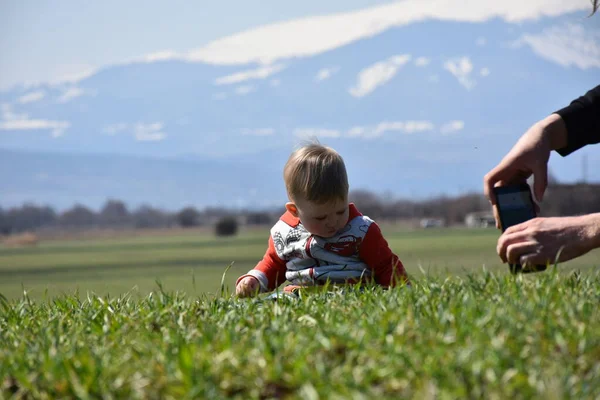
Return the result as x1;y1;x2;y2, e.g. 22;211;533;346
483;114;567;228
496;214;600;267
235;276;260;298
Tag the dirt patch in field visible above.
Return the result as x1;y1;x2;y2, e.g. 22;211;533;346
2;232;39;247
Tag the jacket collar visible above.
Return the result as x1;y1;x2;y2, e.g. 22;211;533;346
280;203;361;227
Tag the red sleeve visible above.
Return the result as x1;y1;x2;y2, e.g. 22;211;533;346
359;222;409;287
236;236;287;291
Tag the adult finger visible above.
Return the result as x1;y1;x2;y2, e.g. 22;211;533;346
519;252;551;267
492;204;501;230
521;243;573;266
497;230;530;263
503;219;532;235
506;241;539;265
485;164;533;202
484;167;505;205
491;179;509;230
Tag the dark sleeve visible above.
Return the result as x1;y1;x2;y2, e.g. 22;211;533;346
555;85;600;156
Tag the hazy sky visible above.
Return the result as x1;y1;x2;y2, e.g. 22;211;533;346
0;0;400;89
0;0;599;207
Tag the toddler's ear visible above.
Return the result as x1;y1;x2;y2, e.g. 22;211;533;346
285;202;299;217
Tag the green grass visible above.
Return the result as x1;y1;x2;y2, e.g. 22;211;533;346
1;227;600;398
1;272;600;398
0;226;599;300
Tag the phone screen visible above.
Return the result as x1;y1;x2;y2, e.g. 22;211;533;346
496;190;536;230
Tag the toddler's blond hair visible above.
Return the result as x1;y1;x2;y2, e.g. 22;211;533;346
283;143;349;204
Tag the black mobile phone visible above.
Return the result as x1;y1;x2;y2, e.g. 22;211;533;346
493;183;547;274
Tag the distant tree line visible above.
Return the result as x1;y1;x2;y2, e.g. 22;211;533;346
0;199;281;236
1;183;599;235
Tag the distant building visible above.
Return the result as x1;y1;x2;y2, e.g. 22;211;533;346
420;218;445;228
465;211;495;228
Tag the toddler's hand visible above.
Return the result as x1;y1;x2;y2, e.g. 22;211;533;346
236;276;260;298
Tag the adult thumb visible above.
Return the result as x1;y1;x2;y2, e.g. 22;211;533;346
532;165;548;202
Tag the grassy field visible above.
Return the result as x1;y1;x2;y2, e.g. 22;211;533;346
2;226;600;398
0;225;599;300
2;272;600;398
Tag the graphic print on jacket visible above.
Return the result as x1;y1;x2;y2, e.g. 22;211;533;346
271;214;373;285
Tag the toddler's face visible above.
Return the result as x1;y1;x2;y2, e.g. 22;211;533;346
292;197;349;238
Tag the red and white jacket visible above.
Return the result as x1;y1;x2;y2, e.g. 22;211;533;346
237;204;408;292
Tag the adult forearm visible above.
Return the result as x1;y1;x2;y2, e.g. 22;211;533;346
540;113;568;151
585;213;600;252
